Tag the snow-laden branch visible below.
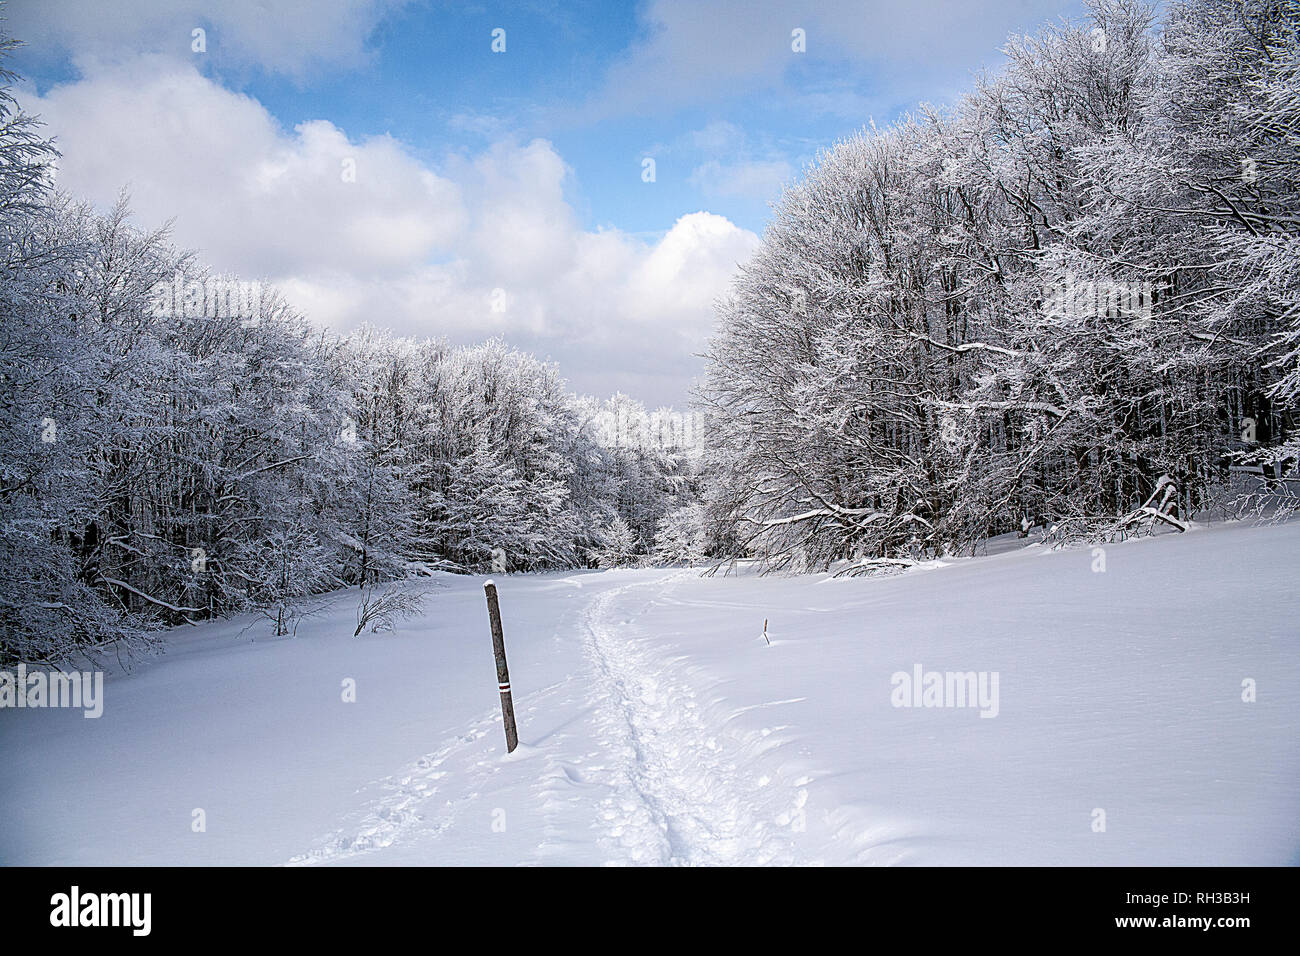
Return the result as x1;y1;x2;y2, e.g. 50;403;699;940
97;576;206;614
903;332;1020;358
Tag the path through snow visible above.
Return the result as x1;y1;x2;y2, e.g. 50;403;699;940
287;572;817;866
577;576;807;865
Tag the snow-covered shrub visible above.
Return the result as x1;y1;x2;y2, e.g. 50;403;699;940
650;504;707;566
354;582;426;637
594;516;640;568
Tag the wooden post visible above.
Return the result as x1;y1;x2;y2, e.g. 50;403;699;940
763;618;770;645
483;581;519;753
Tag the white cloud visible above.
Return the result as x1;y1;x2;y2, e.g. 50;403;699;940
668;120;797;201
627;212;758;322
690;158;794;199
21;61;758;405
5;0;407;78
584;0;1083;119
686;121;746;153
29;58;464;277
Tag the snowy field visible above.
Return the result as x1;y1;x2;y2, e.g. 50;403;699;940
2;519;1297;866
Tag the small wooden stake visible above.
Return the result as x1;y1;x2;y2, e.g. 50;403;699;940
483;581;519;753
763;618;770;645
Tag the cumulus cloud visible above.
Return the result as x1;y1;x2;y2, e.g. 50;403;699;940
21;61;757;405
29;57;464;277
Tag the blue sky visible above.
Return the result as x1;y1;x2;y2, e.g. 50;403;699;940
7;0;1089;405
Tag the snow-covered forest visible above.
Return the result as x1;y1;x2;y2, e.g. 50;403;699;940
701;0;1300;570
0;45;704;665
3;0;1299;880
3;0;1299;668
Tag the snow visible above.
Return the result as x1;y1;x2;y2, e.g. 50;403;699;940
2;521;1297;866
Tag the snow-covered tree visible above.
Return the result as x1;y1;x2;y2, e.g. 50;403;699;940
594;515;640;568
650;503;708;566
700;0;1300;570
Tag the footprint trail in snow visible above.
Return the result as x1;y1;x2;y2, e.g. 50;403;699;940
286;573;819;866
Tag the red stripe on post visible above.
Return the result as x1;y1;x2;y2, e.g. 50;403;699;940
484;581;520;753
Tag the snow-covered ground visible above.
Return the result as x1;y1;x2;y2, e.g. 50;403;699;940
2;520;1297;866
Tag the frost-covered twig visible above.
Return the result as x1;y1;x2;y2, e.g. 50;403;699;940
354;582;426;637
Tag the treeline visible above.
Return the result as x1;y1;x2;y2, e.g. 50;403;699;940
0;43;704;665
7;0;1297;661
700;0;1300;571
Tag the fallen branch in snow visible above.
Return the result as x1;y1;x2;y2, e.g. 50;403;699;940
1117;476;1188;534
1044;477;1188;548
1117;506;1189;534
832;556;920;578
